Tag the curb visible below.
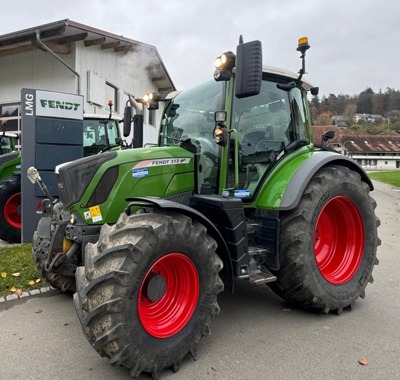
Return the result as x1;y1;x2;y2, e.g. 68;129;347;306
0;285;58;303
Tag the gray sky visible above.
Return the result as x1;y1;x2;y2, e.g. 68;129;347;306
2;0;399;98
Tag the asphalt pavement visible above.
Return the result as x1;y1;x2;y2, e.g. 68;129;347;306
0;180;399;380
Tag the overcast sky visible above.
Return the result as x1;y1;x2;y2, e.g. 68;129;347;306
2;0;399;98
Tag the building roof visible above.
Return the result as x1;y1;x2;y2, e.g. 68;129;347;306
312;126;400;153
0;19;175;93
338;135;400;153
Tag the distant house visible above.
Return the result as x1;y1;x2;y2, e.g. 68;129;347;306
354;113;384;123
332;115;349;128
313;126;400;170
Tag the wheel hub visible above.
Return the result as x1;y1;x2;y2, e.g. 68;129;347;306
145;273;167;302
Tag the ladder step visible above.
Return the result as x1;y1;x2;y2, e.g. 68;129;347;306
248;268;277;285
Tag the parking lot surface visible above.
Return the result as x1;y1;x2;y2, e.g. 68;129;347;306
0;180;399;380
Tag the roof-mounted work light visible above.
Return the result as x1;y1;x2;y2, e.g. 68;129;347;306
214;51;236;82
141;92;160;110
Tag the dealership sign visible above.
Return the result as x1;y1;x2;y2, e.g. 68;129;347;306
35;90;83;119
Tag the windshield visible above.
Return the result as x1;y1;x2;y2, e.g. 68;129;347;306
160;80;224;190
83;118;120;156
0;136;15;155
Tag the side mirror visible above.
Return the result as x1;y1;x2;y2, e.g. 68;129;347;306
123;106;133;137
235;40;262;99
322;130;335;142
311;87;319;96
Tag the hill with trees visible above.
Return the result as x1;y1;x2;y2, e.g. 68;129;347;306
310;87;400;135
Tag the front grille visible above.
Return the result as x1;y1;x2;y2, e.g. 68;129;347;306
58;152;117;207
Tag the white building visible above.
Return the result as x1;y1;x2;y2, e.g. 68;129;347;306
0;19;175;144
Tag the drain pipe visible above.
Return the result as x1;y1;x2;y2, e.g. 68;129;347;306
35;30;81;95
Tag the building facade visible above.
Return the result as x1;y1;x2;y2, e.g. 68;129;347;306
0;19;175;143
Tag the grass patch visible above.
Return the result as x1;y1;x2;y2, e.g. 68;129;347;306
0;244;43;297
368;171;400;187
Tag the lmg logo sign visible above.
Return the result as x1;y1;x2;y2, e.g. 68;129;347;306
35;90;83;120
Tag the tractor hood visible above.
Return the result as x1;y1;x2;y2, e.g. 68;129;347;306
57;146;195;224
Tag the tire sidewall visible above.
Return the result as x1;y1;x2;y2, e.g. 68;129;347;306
302;170;377;304
123;218;217;357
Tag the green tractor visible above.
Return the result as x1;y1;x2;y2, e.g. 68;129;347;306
30;37;380;379
0;112;123;243
0;121;21;243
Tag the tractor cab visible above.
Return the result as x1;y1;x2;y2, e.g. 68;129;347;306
1;120;18;155
83;115;122;156
157;38;317;201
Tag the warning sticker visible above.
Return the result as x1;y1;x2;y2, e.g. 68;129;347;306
89;205;103;222
83;211;91;220
132;168;149;178
133;158;190;169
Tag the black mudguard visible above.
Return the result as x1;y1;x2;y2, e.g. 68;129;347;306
280;151;373;211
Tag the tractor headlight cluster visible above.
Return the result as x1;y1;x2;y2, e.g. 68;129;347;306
214;51;236;82
213;111;228;147
141;92;160;110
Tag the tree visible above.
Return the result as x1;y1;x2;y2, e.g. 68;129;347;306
357;87;374;114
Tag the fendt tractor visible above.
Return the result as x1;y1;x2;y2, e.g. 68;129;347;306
0;109;123;243
30;37;380;379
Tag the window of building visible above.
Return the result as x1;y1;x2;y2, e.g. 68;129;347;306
0;103;21;135
148;109;156;126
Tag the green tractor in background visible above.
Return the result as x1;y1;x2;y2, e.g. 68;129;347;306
30;37;380;379
0;111;123;243
0;120;21;243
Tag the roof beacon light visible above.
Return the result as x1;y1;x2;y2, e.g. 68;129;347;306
297;36;310;54
296;36;311;82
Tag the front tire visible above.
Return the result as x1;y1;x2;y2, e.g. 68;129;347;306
74;209;224;378
0;176;21;243
270;165;380;314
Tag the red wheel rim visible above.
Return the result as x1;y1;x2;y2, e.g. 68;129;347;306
314;196;364;285
138;253;199;338
4;192;21;229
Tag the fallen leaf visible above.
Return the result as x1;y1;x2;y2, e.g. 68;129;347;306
10;286;17;292
11;272;21;277
358;357;368;366
15;289;23;296
35;278;41;283
28;280;35;286
1;272;7;278
35;309;43;314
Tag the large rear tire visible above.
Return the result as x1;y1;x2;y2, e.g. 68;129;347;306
74;209;224;379
0;176;21;243
269;165;380;314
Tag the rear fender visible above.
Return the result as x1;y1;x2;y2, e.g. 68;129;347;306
280;152;372;211
125;197;234;292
